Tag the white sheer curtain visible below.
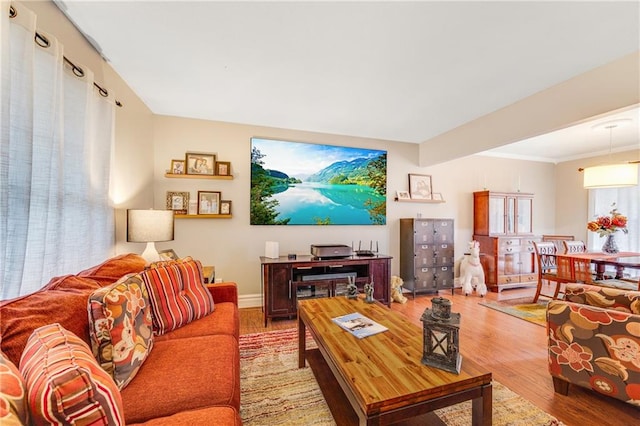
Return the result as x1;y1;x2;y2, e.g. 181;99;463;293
1;2;115;300
588;180;640;253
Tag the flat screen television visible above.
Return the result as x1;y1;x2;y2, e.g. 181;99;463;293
250;138;387;225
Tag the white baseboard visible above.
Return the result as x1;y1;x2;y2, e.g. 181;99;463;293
238;293;262;309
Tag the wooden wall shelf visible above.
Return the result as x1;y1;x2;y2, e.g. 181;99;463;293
174;214;232;219
394;198;445;204
164;173;233;180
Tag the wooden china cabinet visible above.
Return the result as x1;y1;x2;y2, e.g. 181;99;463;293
473;191;538;292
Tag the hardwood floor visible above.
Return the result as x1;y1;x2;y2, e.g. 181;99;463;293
239;287;639;425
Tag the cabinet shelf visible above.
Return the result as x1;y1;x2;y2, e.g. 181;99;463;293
394;197;445;204
164;173;233;180
175;214;232;219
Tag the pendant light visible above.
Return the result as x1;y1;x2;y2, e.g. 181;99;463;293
582;119;638;189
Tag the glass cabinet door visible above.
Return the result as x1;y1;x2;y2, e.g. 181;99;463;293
516;197;533;234
506;197;516;234
489;196;505;234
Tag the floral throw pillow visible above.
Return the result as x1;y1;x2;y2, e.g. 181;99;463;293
88;273;154;389
141;257;215;335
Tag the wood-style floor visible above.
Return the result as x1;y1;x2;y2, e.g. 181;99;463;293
239;286;639;425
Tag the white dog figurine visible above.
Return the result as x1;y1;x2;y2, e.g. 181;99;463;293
457;241;487;297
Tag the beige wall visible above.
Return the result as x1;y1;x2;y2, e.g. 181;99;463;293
145;115;558;302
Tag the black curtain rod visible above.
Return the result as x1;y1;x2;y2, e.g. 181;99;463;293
10;5;122;107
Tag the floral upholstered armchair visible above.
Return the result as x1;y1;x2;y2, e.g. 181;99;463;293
547;284;640;406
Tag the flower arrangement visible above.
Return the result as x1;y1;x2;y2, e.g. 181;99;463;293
587;203;628;237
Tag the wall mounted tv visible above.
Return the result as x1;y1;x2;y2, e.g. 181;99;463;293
250;138;387;225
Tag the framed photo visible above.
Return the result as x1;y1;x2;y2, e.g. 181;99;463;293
215;161;231;176
158;249;178;261
170;159;185;174
396;190;411;200
186;152;216;175
220;200;232;215
166;191;189;215
432;192;444;201
197;190;221;215
408;174;433;200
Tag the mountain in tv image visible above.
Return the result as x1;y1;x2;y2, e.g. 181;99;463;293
250;138;386;226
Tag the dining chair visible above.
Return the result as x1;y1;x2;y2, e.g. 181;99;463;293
572;258;594;283
533;241;571;303
563;240;587;254
542;235;575;254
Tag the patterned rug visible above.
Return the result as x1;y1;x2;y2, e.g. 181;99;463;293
239;328;563;425
479;298;548;327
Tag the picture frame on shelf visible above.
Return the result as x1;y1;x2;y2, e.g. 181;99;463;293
396;190;411;200
166;191;189;215
215;161;231;176
220;200;232;215
186;152;216;175
197;190;221;215
408;174;432;200
170;159;185;174
158;249;179;261
432;193;444;201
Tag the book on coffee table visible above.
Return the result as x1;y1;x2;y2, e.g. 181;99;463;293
332;312;388;339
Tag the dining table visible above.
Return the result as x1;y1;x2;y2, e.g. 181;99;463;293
556;251;640;281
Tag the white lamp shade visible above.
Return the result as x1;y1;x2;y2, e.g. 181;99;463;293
583;164;638;189
127;209;175;243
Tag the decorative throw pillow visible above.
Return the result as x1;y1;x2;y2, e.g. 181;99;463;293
0;351;28;426
19;323;125;426
141;257;215;335
88;273;154;389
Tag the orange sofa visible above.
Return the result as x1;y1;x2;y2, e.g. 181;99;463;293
0;254;241;425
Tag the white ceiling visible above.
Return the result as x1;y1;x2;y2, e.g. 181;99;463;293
55;0;640;163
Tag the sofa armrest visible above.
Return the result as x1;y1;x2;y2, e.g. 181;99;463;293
206;282;238;306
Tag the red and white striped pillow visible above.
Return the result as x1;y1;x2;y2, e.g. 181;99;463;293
19;323;124;426
141;257;215;335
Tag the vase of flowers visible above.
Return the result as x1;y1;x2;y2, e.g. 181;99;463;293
586;203;628;254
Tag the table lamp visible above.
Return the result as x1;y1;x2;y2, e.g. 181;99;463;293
127;209;175;264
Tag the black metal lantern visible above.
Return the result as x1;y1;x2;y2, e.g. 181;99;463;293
420;297;462;374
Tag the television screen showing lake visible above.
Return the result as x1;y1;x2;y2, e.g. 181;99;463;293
250;138;387;225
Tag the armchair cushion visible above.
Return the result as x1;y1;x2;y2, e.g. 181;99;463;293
547;286;640;405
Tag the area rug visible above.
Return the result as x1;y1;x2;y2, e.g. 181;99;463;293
239;328;563;425
479;298;548;327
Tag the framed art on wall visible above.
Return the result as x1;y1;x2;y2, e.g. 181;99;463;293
408;174;432;200
186;152;216;175
166;191;189;215
170;159;185;174
220;200;232;215
197;191;221;214
158;249;178;261
215;161;231;176
396;190;411;200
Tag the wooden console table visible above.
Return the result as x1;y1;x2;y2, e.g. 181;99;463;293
260;254;391;326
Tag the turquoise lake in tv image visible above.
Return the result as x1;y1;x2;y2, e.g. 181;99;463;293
272;183;385;225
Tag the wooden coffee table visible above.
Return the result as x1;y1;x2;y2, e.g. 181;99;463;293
298;297;492;425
